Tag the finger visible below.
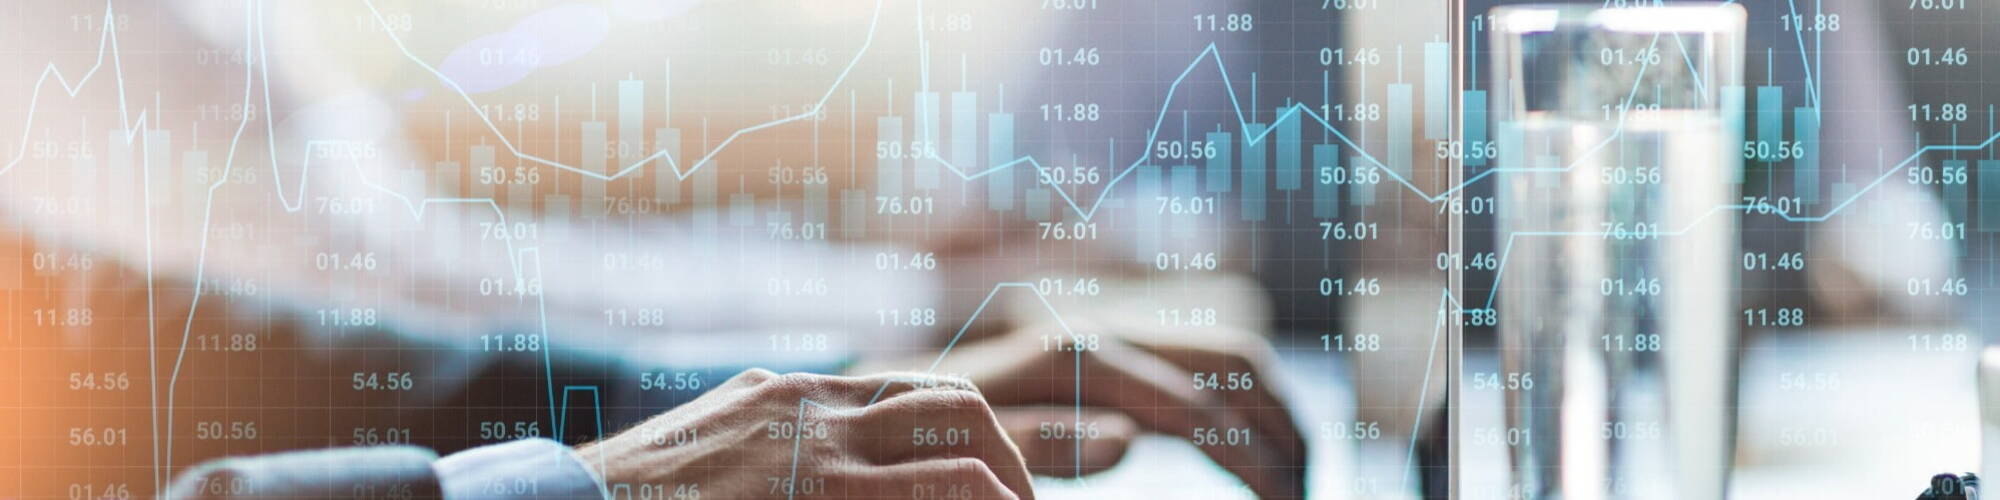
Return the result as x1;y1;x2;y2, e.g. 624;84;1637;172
857;389;1035;499
751;371;973;409
844;456;1026;500
1077;342;1306;499
932;326;1304;496
853;370;981;403
994;406;1136;478
1122;329;1309;467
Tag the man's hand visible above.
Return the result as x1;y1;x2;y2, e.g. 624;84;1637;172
856;322;1309;499
576;369;1035;499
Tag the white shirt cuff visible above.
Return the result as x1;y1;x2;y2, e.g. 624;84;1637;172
433;438;608;499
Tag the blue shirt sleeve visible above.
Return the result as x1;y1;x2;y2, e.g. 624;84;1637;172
432;438;608;499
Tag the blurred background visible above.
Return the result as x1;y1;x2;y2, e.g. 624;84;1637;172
0;0;1994;498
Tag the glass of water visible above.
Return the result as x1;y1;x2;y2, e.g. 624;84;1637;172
1487;4;1745;499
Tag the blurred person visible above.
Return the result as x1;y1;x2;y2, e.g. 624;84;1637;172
0;0;1316;498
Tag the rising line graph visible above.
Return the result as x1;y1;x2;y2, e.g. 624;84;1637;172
0;0;1981;495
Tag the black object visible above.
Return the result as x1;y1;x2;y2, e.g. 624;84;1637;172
1416;405;1448;500
1917;472;1981;500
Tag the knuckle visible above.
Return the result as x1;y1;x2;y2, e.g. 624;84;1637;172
862;388;991;423
731;367;778;385
914;373;979;394
757;372;822;399
872;371;931;393
924;389;995;418
856;394;917;424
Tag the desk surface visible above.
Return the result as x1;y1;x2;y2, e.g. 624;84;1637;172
1037;328;1981;499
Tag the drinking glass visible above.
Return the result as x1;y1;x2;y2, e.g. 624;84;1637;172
1487;4;1746;499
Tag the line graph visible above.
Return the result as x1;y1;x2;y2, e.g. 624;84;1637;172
0;0;1981;496
357;0;888;186
3;0;1902;232
4;0;1870;255
0;3;170;491
356;0;1877;230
